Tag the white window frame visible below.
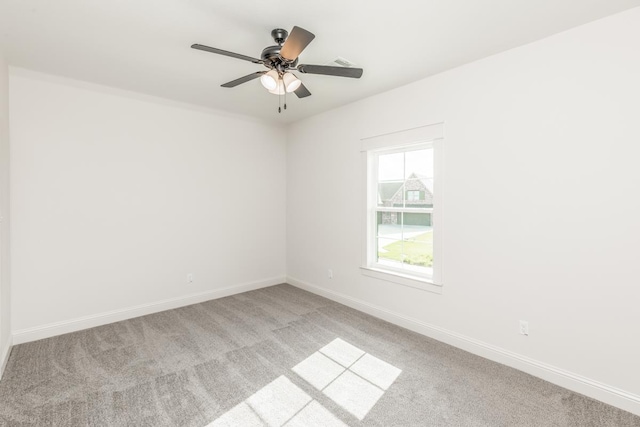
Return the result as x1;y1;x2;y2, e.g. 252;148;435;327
360;123;443;294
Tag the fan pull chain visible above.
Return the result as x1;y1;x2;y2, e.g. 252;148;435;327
278;76;282;113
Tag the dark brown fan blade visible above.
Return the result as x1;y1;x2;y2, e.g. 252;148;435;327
297;64;363;78
280;26;315;61
221;72;266;88
191;44;262;64
294;83;312;98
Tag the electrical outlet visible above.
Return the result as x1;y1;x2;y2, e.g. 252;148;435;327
187;273;194;283
328;269;333;279
519;320;529;336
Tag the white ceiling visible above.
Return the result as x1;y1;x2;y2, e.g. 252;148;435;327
1;1;639;124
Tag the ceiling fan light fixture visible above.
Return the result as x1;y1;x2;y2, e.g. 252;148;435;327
260;69;279;90
282;72;302;93
268;78;286;95
192;25;362;110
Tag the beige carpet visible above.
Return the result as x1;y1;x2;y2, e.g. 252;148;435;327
1;284;639;426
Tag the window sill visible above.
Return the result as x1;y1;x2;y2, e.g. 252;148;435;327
360;267;443;294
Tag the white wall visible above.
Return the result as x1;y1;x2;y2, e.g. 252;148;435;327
0;50;11;376
287;8;640;414
10;70;287;338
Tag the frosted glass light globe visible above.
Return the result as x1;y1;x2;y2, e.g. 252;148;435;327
260;70;279;91
282;72;302;93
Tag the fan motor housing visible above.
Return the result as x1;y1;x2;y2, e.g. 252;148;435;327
261;45;298;69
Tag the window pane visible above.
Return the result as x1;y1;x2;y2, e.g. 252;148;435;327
402;212;432;227
377;238;403;268
404;148;433;179
398;212;432;270
377;152;404;208
377;181;404;207
376;211;403;237
378;152;404;181
376;212;433;275
401;242;433;268
403;148;433;207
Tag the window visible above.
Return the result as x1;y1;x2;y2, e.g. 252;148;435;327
371;144;434;276
406;190;422;202
361;123;443;292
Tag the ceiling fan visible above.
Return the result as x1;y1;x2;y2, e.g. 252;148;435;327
191;26;363;112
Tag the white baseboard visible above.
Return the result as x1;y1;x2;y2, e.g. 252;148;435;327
12;276;286;345
0;334;12;381
287;276;640;417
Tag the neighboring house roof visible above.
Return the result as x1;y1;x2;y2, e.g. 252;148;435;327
415;174;434;193
378;182;403;203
